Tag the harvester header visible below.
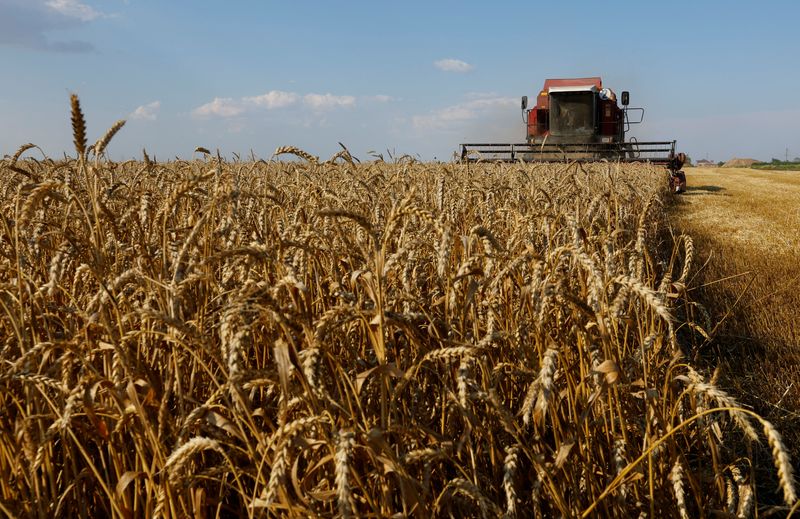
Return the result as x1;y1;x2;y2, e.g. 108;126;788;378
460;76;687;191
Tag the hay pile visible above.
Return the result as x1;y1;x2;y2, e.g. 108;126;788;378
722;157;758;168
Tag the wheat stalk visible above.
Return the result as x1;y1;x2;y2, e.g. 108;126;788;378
761;419;797;505
503;445;519;518
164;437;223;486
70;94;87;158
93;119;126;158
670;460;689;519
336;430;355;518
272;145;319;164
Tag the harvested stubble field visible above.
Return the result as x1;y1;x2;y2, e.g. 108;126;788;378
676;167;800;509
0;106;797;517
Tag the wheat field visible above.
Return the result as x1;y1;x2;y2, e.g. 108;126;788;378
0;100;796;517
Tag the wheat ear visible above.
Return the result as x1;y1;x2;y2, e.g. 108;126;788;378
70;94;87;158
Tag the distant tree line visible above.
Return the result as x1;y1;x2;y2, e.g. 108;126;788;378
751;158;800;171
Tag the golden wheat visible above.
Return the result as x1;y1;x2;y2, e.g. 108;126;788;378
0;104;796;517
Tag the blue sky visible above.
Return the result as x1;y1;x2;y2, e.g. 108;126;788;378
1;0;799;162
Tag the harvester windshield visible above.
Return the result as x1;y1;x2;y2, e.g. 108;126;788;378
549;91;594;137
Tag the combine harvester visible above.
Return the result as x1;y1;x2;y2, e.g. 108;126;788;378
460;77;687;192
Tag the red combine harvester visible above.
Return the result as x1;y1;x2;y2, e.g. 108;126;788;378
460;77;687;192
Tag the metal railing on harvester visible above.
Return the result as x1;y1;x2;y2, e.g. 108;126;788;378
459;140;677;166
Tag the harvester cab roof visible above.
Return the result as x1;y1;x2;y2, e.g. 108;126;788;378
547;84;598;92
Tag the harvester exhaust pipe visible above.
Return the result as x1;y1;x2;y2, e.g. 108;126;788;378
673;152;686;170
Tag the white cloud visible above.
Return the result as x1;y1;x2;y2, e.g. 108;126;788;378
412;97;516;130
303;93;356;110
192;97;245;118
434;58;474;73
464;91;499;100
45;0;103;22
129;100;160;121
244;90;298;109
193;90;359;118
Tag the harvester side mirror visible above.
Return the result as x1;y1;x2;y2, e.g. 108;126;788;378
521;96;528;110
621;91;630;106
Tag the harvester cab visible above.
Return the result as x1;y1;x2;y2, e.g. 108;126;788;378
460;77;687;192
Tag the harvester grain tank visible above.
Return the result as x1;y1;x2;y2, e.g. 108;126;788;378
460;77;687;192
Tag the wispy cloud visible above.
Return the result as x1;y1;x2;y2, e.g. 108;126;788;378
434;58;474;73
129;101;160;121
244;91;299;109
464;91;499;99
45;0;103;22
192;90;359;118
303;93;355;110
0;0;106;52
412;96;516;130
